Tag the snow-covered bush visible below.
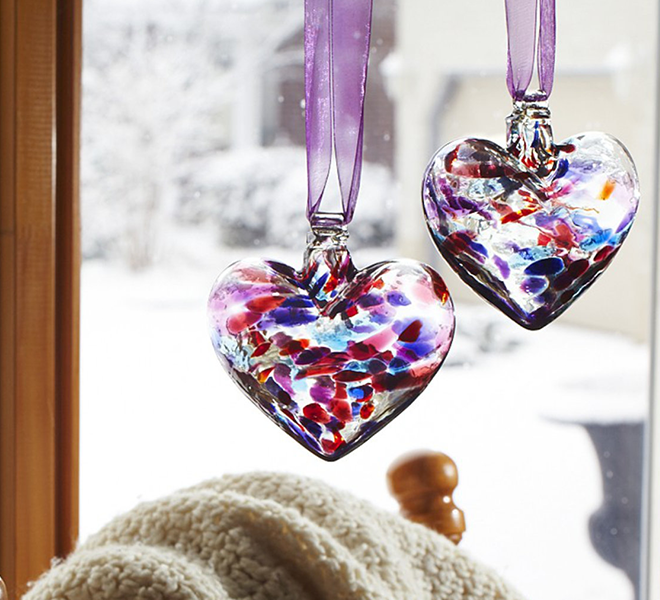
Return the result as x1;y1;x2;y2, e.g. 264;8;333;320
177;147;394;249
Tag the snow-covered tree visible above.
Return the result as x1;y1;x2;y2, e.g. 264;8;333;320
82;0;301;267
82;0;394;268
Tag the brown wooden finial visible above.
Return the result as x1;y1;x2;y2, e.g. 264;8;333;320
387;450;466;544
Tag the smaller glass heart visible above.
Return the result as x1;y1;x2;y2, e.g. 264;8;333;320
422;101;640;329
208;226;455;460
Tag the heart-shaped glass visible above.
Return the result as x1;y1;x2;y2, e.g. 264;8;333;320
208;227;455;460
423;102;640;330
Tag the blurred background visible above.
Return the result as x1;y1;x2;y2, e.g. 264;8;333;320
80;1;657;599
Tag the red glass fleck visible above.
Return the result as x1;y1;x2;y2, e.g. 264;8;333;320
350;342;378;360
360;403;375;419
303;403;331;424
345;304;358;318
537;232;552;246
246;295;286;313
257;366;275;383
398;320;422;343
334;384;348;400
334;370;370;382
595;245;616;262
501;207;539;224
251;343;271;357
280;339;310;356
248;330;266;347
329;400;352;423
321;431;345;454
227;311;261;334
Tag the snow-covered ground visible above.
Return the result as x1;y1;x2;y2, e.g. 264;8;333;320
80;242;647;600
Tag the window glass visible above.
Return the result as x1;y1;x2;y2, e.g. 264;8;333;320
81;2;655;599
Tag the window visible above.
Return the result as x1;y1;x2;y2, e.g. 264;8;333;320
74;1;659;600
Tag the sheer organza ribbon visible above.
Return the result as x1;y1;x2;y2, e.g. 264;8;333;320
305;0;373;226
505;0;556;101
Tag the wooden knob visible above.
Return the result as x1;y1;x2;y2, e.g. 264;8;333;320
387;450;466;544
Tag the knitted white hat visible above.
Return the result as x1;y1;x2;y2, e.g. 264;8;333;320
24;472;525;600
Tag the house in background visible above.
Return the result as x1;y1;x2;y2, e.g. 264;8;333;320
392;0;656;340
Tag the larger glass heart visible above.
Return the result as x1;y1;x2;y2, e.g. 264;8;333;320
208;227;455;460
423;102;640;330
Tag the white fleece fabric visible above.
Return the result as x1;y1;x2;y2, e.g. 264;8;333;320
23;472;525;600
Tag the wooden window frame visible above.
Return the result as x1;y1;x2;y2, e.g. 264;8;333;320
0;0;81;598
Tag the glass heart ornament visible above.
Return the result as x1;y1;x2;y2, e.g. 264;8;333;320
208;225;455;460
422;101;640;329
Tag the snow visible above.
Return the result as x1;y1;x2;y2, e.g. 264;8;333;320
80;242;646;600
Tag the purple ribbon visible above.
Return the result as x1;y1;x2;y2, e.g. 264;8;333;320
505;0;556;101
305;0;373;226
